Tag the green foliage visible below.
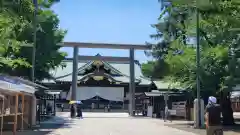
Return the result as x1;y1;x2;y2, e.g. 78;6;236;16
144;0;240;124
0;0;67;80
0;4;31;70
144;0;240;93
141;60;169;79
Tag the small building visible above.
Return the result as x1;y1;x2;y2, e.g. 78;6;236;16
35;90;60;121
146;81;189;118
144;90;189;118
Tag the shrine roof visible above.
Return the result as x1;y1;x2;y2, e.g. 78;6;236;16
45;56;151;85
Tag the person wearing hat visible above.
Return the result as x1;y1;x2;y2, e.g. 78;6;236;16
205;96;223;135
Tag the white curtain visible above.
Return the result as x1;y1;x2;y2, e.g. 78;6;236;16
96;87;124;101
76;87;98;100
67;87;124;101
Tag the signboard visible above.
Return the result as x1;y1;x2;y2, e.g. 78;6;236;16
172;101;187;117
169;109;177;115
147;106;153;117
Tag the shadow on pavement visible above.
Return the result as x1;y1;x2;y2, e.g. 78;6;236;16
223;124;240;134
165;120;240;135
4;116;74;135
81;116;130;119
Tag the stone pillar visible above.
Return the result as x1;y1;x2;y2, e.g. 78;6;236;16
129;48;135;116
194;99;204;128
31;96;37;126
53;95;56;116
72;46;78;100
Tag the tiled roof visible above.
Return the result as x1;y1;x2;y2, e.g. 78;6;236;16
49;59;151;85
0;75;43;94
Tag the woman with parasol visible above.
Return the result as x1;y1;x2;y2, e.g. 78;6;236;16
69;100;83;118
69;101;76;118
76;101;83;118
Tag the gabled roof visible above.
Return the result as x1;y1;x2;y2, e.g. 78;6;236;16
48;56;151;85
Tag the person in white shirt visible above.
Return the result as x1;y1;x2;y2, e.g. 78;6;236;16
91;103;95;111
164;106;171;122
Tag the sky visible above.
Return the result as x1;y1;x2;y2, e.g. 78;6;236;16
52;0;161;63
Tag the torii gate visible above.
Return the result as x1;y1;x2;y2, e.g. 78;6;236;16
60;42;151;116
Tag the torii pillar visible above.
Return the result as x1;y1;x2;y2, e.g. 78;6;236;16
129;48;135;116
70;46;78;117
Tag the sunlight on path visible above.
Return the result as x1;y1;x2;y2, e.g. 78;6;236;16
44;112;197;135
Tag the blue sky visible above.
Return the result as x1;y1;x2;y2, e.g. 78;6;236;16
52;0;161;63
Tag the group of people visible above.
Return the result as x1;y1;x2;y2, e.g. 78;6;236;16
70;104;83;118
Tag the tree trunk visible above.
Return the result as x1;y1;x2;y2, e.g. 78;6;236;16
220;92;235;125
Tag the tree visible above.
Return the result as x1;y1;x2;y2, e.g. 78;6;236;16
144;0;240;125
141;60;169;79
0;0;67;81
0;0;32;73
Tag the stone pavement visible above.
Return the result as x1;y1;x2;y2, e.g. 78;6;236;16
48;112;197;135
7;112;198;135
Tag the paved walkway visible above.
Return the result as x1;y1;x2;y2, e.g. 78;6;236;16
46;112;197;135
8;112;197;135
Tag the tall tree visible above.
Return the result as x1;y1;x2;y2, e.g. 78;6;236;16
141;60;169;79
0;0;67;81
144;0;240;125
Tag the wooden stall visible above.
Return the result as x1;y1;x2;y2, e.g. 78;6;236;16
0;94;5;135
0;75;39;135
0;87;30;135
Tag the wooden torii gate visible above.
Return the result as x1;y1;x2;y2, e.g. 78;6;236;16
59;42;151;116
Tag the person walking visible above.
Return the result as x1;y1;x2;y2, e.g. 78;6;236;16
77;104;83;118
205;96;223;135
61;104;64;112
91;103;95;112
47;103;52;115
164;106;171;122
107;104;111;112
70;104;76;118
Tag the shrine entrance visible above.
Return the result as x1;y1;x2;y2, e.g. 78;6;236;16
67;86;124;111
